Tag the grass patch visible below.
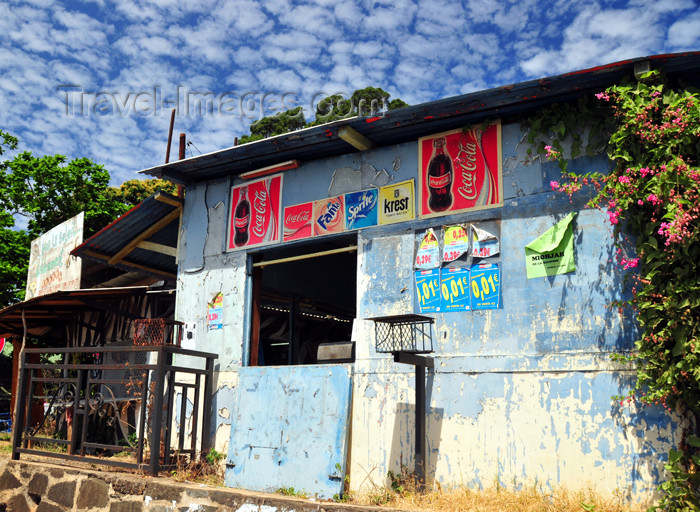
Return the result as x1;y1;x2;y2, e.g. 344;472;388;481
342;477;643;512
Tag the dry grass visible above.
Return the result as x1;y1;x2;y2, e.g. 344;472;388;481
344;477;646;512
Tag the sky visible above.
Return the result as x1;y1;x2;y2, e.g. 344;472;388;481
0;0;698;186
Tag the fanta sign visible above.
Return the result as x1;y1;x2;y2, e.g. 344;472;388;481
313;196;345;236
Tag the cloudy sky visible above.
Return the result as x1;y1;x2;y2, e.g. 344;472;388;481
1;0;698;185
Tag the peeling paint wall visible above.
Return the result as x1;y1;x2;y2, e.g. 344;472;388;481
174;120;678;503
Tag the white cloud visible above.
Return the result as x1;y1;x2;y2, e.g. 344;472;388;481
0;0;694;185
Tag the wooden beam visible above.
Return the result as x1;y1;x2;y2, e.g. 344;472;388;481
83;249;176;280
154;192;183;208
137;241;178;257
338;126;374;151
108;208;181;265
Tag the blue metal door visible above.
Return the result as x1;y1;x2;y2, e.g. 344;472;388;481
225;365;352;498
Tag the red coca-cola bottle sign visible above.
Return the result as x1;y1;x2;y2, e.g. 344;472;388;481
427;137;453;212
233;186;250;247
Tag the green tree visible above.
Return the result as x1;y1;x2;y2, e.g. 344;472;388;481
111;178;178;206
1;153;129;239
238;106;307;144
0;134;177;306
238;87;409;142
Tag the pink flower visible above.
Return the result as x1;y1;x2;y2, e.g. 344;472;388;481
647;194;661;206
550;181;559;190
608;209;620;225
596;92;610;101
618;175;631;184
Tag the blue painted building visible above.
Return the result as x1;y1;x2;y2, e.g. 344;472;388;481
141;53;700;503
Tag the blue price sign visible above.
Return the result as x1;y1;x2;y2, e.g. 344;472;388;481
415;268;441;313
470;263;500;310
440;267;470;312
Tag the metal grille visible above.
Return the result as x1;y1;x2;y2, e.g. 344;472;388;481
371;314;434;354
133;318;166;345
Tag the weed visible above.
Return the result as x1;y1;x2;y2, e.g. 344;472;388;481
276;487;309;499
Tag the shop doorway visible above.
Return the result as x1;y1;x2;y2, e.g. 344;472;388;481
249;236;357;366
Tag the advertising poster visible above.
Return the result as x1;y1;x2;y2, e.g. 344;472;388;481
345;189;378;230
443;225;469;263
418;121;503;219
228;175;282;251
207;292;224;330
379;180;415;225
470;263;500;310
440;267;471;312
415;268;441;313
313;196;345;236
415;228;440;269
283;202;313;242
525;212;577;279
26;212;84;300
471;225;500;258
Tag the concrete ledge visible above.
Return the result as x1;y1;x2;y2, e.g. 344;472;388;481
0;459;406;512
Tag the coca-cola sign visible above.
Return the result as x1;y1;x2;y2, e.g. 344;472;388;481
227;175;282;251
418;121;502;219
283;202;313;242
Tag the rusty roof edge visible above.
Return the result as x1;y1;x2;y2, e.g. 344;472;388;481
138;51;700;183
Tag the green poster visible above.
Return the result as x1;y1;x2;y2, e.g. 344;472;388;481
524;212;577;279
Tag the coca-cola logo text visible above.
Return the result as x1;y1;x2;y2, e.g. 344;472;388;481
252;189;267;238
455;140;478;201
285;210;310;225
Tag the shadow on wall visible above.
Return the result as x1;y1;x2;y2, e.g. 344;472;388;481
389;400;444;488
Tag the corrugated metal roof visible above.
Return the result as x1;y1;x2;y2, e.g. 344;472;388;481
139;52;700;184
0;287;151;338
72;191;182;279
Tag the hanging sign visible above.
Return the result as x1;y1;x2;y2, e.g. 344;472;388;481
471;225;500;258
415;268;441;313
228;175;283;251
379;180;415;225
415;228;440;269
418;121;503;219
442;225;469;263
440;267;471;311
207;292;224;330
524;212;577;279
470;263;500;310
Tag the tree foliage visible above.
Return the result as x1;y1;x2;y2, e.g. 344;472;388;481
238;87;409;143
0;135;178;306
528;70;700;511
111;178;178;207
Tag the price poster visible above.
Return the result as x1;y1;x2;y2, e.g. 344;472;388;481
471;225;500;258
207;292;224;330
415;268;441;313
440;267;471;312
470;263;500;310
415;228;440;269
443;225;469;263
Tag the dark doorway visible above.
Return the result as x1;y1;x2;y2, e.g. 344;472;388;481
250;236;357;366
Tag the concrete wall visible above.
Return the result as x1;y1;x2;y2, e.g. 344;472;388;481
173;119;678;504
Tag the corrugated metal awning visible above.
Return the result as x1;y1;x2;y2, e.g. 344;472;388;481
72;191;182;280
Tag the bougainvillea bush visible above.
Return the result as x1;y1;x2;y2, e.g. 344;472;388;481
533;69;700;511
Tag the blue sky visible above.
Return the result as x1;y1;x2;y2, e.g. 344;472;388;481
1;0;698;186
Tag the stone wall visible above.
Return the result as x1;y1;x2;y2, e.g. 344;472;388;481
0;460;394;512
